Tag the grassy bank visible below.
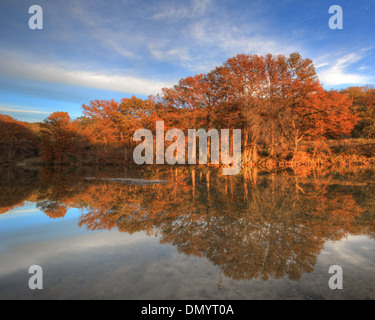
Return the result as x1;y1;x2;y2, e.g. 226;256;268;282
249;139;375;169
3;138;375;171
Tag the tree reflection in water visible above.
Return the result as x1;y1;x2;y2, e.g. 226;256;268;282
1;166;375;282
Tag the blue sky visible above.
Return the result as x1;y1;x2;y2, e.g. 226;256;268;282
0;0;374;122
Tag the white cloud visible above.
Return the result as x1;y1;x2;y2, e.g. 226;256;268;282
55;0;301;75
0;105;50;115
148;44;193;68
0;51;174;95
151;0;212;20
318;53;371;86
191;18;299;58
315;63;329;69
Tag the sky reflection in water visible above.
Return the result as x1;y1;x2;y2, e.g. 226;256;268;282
0;166;375;299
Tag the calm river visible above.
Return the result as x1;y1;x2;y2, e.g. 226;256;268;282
0;166;374;299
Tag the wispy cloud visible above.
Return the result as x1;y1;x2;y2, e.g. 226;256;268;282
1;0;374;117
69;0;299;73
148;44;193;69
0;104;50;115
67;2;139;60
150;0;213;20
0;51;173;95
318;52;372;86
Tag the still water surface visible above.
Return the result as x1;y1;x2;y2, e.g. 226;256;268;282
0;166;375;300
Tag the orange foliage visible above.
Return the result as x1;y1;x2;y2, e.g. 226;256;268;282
0;114;38;164
0;52;367;167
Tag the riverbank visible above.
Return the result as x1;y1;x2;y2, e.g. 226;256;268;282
3;138;375;172
243;138;375;169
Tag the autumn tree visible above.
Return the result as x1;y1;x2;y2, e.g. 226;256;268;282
116;96;158;137
81;99;120;148
0;114;38;165
158;52;358;163
341;85;375;138
40;112;80;164
156;53;321;162
158;74;215;130
290;88;358;160
80;97;157;163
208;53;323;160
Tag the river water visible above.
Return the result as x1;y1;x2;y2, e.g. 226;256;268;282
0;166;374;299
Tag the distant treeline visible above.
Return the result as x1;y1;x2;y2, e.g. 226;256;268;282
1;52;375;167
